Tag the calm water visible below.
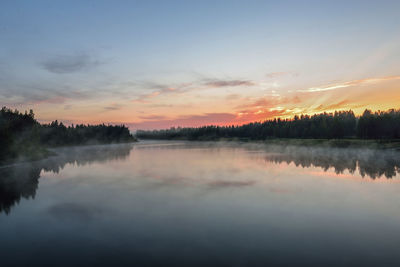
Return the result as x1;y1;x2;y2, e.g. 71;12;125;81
1;141;400;267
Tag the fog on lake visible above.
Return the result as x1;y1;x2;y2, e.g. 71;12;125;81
1;141;400;266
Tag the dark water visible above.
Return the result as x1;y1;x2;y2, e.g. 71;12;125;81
1;141;400;267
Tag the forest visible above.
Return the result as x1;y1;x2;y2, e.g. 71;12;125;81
136;109;400;141
0;107;136;162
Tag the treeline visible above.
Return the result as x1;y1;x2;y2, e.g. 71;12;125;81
136;109;400;141
0;107;136;162
40;120;134;146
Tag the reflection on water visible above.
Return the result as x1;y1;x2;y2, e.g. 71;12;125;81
262;145;400;179
1;141;400;267
0;164;40;214
0;144;133;214
1;142;399;215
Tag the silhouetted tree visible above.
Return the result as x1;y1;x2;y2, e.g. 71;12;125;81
137;109;400;141
357;109;400;139
0;107;136;163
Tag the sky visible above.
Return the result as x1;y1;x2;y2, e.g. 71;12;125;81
1;0;399;130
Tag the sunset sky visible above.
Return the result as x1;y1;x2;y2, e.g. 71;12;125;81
1;0;399;130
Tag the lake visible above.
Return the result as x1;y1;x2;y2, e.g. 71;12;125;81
1;140;400;267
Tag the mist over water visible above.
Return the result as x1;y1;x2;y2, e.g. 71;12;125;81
1;141;400;266
262;145;400;179
0;144;133;214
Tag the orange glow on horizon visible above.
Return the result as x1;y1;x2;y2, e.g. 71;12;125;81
18;75;400;130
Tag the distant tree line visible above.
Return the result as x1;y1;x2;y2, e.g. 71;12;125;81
40;120;134;146
136;109;400;141
0;107;136;162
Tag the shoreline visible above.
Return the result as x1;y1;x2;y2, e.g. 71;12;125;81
0;140;138;167
2;138;399;167
137;138;400;150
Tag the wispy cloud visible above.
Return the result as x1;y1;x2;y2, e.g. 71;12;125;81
132;86;186;103
235;108;289;123
41;52;103;74
132;78;255;103
132;92;161;103
236;95;301;110
138;115;168;120
314;100;350;111
298;76;400;93
0;83;89;106
265;71;298;79
103;103;123;111
225;93;241;100
236;98;276;109
312;100;367;113
203;79;255;87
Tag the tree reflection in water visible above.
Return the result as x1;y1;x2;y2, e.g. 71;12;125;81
0;144;133;214
1;142;399;215
264;146;400;179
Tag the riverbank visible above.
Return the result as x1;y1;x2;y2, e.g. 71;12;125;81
0;140;137;166
262;138;400;149
0;107;137;165
137;137;400;150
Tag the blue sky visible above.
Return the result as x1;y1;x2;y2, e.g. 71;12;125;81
1;1;399;128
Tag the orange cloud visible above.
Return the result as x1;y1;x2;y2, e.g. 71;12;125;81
298;75;400;93
314;100;350;111
235;108;289;123
236;95;302;111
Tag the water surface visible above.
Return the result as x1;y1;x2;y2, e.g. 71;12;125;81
1;141;400;266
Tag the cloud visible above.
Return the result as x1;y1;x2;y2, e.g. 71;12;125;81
300;84;348;93
0;68;126;107
104;106;120;111
41;52;102;74
103;103;123;111
225;94;241;100
64;104;72;110
314;100;350;111
0;83;90;106
203;79;255;87
298;76;400;93
236;95;301;110
236;98;276;109
139;115;168;120
312;100;366;113
132;78;256;103
235;108;289;123
132;83;193;103
265;71;298;79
